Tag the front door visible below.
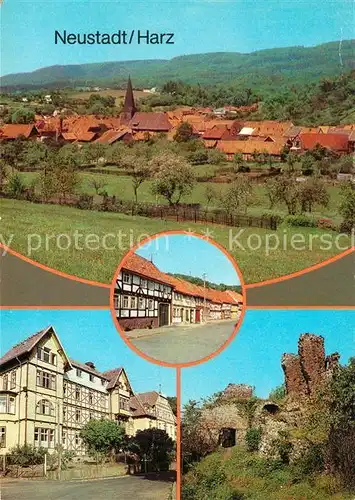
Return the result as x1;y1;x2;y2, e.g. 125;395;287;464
196;309;201;323
159;303;170;327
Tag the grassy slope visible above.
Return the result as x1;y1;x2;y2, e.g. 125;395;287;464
183;447;353;500
0;198;350;284
20;170;343;222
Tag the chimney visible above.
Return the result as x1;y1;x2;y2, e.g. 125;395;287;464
85;361;96;370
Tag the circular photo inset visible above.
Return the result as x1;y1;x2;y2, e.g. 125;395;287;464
110;231;245;367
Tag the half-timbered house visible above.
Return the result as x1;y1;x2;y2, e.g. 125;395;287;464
114;253;173;331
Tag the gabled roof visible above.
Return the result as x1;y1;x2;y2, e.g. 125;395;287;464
137;391;160;407
94;128;130;144
129;112;172;132
129;394;156;418
122;253;174;286
300;133;349;151
101;367;123;389
0;124;37;139
0;326;72;368
225;290;244;304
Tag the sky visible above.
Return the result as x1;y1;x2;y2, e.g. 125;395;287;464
135;234;240;286
0;309;176;397
182;309;355;404
1;0;353;75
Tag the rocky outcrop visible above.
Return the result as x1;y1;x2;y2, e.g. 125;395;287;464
281;333;339;401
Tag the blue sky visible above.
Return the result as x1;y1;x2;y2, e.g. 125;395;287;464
182;309;355;404
0;309;176;397
136;234;240;285
1;0;353;75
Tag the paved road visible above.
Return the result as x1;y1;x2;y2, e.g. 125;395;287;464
130;320;238;364
1;475;174;500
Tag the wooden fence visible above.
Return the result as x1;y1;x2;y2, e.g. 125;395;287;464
1;192;278;230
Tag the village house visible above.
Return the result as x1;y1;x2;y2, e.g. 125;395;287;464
114;253;174;331
0;326;176;455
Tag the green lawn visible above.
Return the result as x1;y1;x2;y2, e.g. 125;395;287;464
0;198;350;284
19;170;343;222
183;447;354;500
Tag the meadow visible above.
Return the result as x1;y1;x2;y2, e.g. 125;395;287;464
0;198;349;285
19;168;344;223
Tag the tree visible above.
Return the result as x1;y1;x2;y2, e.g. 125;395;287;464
11;107;35;124
132;429;175;472
5;172;26;197
23;141;50;169
0;160;7;192
233;153;243;171
2;138;26;172
80;419;126;464
81;143;108;165
173;121;194;143
205;185;217;210
150;152;196;206
131;161;151;203
219;175;253;215
298;177;330;213
167;396;177;417
89;177;107;195
339;182;355;233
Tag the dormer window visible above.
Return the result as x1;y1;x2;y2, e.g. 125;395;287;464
76;369;82;378
123;273;130;284
89;374;94;382
37;347;57;366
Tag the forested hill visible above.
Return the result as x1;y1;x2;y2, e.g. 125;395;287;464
168;274;242;294
1;39;353;90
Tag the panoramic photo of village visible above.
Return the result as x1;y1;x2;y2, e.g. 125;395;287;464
0;310;177;499
1;1;354;287
113;233;243;364
181;309;355;500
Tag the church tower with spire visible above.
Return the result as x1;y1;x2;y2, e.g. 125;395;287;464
120;76;137;125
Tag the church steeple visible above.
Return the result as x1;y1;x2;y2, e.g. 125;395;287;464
120;76;137;124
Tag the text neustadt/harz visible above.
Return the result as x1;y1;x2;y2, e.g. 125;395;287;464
54;30;175;45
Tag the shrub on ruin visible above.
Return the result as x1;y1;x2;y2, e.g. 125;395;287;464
245;428;262;452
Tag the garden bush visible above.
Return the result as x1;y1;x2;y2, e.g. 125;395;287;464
284;214;317;227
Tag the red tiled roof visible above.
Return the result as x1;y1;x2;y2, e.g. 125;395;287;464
0;326;52;366
217;139;285;155
95;128;130;144
225;290;243;304
129;112;172;131
122;253;174;285
300;133;349;151
137;391;159;407
0;124;37;139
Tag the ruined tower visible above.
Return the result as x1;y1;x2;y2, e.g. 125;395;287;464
120;76;137;125
282;333;339;401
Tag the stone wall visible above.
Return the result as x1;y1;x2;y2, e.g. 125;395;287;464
220;383;254;401
282;333;339;400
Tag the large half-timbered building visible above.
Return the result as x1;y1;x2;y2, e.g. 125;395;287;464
0;326;176;455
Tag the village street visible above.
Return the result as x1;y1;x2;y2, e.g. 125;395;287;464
1;474;174;500
130;319;238;364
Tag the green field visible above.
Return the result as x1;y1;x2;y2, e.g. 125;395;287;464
19;170;343;222
0;198;350;284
